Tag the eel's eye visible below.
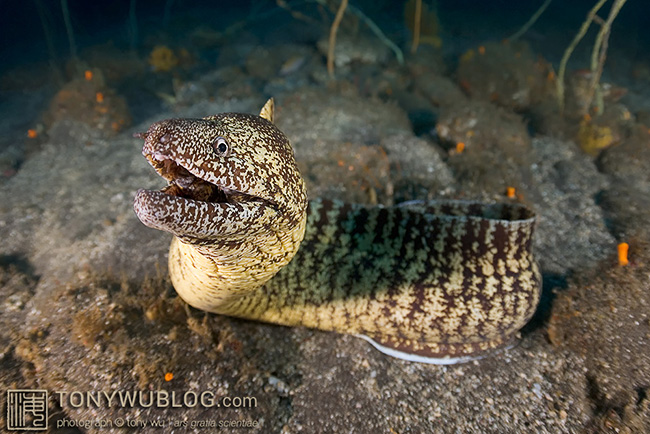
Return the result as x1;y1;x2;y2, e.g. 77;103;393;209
213;137;229;156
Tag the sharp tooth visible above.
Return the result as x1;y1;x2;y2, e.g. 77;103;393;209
176;177;194;188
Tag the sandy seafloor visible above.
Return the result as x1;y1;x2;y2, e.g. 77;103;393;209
0;1;649;432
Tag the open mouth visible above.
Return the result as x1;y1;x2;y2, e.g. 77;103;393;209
144;151;229;203
133;127;278;239
134;129;272;214
133;129;230;204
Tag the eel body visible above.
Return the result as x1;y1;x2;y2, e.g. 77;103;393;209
134;99;541;364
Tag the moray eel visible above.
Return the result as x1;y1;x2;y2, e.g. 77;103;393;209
133;99;541;364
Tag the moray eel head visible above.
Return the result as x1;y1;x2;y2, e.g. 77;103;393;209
134;99;308;243
134;99;308;302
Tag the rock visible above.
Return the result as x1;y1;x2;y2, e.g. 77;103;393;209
317;31;390;69
548;240;650;432
436;99;532;194
529;137;615;276
43;69;131;136
597;125;650;239
456;41;553;111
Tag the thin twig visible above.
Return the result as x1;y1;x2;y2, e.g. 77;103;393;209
315;0;403;65
347;4;404;65
585;0;627;115
508;0;552;42
411;0;422;54
591;27;610;114
34;0;64;84
556;0;608;113
277;0;320;25
60;0;77;59
327;0;348;77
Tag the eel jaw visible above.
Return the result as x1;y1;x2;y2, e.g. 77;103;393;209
132;130;268;239
143;151;229;204
134;129;268;207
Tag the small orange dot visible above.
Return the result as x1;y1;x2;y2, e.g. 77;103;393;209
547;71;555;81
85;70;93;81
506;187;516;198
27;129;38;139
96;92;104;103
164;372;174;381
583;113;592;122
617;242;629;266
478;46;486;55
456;142;465;153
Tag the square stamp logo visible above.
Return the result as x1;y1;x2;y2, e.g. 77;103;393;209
6;389;48;431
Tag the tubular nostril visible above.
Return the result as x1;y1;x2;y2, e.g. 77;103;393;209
160;133;171;144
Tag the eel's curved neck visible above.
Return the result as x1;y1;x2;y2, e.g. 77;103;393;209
169;210;307;311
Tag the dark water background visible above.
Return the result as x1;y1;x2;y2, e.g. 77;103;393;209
1;0;647;75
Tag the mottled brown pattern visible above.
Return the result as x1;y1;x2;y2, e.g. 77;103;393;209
133;100;541;363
